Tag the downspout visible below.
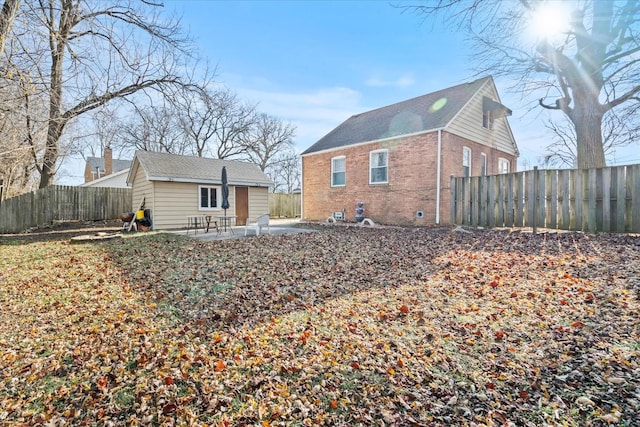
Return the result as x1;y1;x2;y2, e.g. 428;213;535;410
300;157;304;220
435;129;442;224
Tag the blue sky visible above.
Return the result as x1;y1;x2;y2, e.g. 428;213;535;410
59;0;638;184
167;0;553;168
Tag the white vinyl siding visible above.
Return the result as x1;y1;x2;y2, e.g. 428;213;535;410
447;81;517;156
331;156;346;187
370;149;388;184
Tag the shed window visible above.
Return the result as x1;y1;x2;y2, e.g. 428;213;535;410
199;185;220;210
331;156;346;187
370;149;388;184
462;147;471;177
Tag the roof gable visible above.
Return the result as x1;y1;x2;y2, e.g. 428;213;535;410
127;151;273;187
86;157;131;173
302;77;492;155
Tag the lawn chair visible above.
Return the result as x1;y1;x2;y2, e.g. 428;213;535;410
244;213;270;236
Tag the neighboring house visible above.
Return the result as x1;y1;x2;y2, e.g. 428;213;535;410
301;76;519;225
84;146;132;186
126;151;273;230
80;168;129;188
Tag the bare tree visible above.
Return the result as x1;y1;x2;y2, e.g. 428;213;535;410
119;101;189;155
268;149;301;194
243;113;296;173
405;0;640;168
207;87;257;159
5;0;193;188
0;0;20;58
543;106;639;167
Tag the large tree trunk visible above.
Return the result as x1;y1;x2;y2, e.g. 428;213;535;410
38;1;69;188
570;91;606;169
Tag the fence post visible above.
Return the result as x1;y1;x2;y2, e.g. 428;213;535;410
533;166;538;234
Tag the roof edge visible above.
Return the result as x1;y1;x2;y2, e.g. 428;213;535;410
302;127;446;157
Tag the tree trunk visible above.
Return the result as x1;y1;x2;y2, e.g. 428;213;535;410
0;0;20;59
570;91;606;169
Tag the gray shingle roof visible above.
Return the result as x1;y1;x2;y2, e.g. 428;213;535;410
302;77;491;155
132;151;273;187
86;157;131;173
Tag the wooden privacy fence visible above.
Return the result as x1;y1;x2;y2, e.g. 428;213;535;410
269;193;301;218
0;185;132;233
450;164;640;233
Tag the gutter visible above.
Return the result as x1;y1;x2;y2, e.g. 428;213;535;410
436;129;442;224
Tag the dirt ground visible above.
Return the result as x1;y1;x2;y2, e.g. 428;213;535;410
0;219;124;243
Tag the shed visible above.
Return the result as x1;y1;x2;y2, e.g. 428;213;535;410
126;151;273;230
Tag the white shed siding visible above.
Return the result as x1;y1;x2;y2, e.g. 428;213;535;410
447;83;517;156
247;187;269;222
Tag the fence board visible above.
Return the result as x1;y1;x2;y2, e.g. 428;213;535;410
450;164;638;233
632;165;640;233
0;185;132;233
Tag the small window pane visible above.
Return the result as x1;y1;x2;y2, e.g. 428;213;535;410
200;187;209;208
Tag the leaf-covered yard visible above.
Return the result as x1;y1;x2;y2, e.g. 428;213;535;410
1;226;639;426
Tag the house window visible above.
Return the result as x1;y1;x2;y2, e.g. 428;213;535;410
331;156;346;187
498;158;510;174
370;149;388;184
480;153;487;176
462;147;471;177
483;110;494;129
199;185;220;209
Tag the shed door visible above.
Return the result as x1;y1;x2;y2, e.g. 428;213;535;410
235;187;249;225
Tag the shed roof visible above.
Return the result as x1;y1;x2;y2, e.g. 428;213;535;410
128;151;273;187
302;76;496;155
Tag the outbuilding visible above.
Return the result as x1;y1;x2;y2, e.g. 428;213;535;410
127;151;272;230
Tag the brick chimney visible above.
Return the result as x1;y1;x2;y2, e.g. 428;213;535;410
104;146;113;175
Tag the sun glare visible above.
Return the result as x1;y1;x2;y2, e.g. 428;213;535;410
528;2;571;42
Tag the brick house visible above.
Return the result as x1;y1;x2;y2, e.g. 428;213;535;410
83;147;131;186
301;76;519;225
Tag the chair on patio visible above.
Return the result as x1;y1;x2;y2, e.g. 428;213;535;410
244;213;270;236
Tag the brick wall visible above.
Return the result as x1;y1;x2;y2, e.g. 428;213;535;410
302;131;517;225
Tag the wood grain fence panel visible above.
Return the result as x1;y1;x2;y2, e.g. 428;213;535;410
559;170;570;229
601;168;611;232
447;164;637;233
548;170;558;229
0;186;131;233
631;165;640;232
515;172;525;227
450;176;457;225
505;173;515;227
536;170;546;229
585;169;597;232
470;176;480;226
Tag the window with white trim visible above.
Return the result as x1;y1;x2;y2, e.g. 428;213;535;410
370;149;388;184
480;153;487;176
498;158;510;174
462;147;471;177
199;185;221;210
331;156;346;187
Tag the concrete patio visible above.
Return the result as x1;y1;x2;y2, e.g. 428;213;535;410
170;218;316;241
